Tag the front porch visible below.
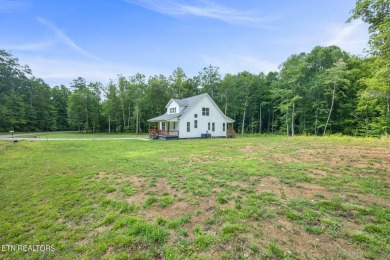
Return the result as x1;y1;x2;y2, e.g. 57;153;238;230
148;121;179;140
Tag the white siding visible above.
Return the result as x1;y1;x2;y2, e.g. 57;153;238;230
167;101;179;114
179;96;227;138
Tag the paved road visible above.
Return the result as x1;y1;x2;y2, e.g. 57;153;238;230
0;131;75;139
0;137;150;141
0;138;150;141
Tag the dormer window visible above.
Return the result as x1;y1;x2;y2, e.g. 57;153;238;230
169;107;176;114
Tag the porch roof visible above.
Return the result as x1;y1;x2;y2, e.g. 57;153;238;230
226;116;235;123
147;113;179;122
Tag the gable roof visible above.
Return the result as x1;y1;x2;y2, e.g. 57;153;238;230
172;99;188;107
148;93;234;123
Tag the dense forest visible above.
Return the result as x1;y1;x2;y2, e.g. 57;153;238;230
0;0;389;137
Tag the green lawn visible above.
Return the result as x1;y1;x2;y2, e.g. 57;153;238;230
0;135;389;259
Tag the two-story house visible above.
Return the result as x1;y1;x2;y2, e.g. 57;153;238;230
147;93;235;139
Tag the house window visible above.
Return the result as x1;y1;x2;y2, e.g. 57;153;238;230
161;122;165;131
169;107;176;114
187;122;190;132
194;120;198;128
223;123;226;131
208;122;210;131
173;122;176;129
212;122;215;132
202;107;209;116
194;114;198;118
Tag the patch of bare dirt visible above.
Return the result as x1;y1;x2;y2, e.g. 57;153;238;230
255;177;283;192
239;146;257;154
230;180;250;188
307;169;328;178
268;145;390;171
248;217;365;259
94;172;109;181
162;157;179;162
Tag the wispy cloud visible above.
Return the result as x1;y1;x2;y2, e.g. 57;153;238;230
124;0;278;27
324;20;369;54
0;0;28;12
36;17;101;61
1;41;56;51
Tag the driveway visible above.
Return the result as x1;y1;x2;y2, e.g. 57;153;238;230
0;132;150;141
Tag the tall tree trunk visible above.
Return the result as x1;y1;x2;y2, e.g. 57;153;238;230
323;83;336;135
365;100;369;137
259;101;262;134
136;106;139;135
291;101;295;136
224;96;228;115
241;103;247;135
271;106;275;134
127;103;131;129
108;115;111;133
251;114;254;133
315;88;320;135
121;99;125;132
84;97;89;133
286;108;289;137
268;106;271;133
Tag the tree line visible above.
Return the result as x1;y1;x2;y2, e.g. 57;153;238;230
0;0;388;137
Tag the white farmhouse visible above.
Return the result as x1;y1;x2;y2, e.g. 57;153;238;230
147;93;235;139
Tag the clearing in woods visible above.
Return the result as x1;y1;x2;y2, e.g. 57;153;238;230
0;134;389;259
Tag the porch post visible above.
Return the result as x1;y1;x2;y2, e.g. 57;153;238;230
167;122;170;135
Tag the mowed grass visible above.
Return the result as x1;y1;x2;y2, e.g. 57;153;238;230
0;135;389;259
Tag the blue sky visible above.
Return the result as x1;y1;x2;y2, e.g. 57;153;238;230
0;0;368;87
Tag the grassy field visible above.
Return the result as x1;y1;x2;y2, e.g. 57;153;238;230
0;135;389;259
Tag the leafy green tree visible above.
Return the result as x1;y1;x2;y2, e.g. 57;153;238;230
219;74;237;116
146;75;170;117
25;78;56;131
199;65;221;101
277;53;307;136
67;77;101;132
102;80;120;133
235;72;257;134
52;85;71;130
305;46;350;134
0;50;30;131
169;67;188;99
129;73;147;133
322;59;350;134
349;0;390;134
1;88;26;131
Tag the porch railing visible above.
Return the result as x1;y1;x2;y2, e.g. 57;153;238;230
148;129;179;139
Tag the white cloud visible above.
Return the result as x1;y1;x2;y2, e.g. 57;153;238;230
324;20;369;54
36;17;101;61
124;0;278;27
202;54;279;75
